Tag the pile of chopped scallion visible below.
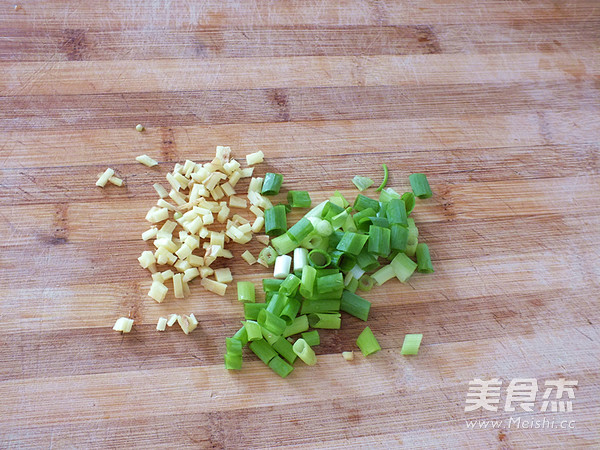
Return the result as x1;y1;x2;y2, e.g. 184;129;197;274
226;166;433;377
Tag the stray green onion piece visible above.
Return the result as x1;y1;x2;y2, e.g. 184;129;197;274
400;334;423;355
258;246;278;267
416;243;434;273
135;124;145;132
409;173;432;199
288;190;312;208
307;249;331;269
375;164;389;192
301;330;320;347
268;355;294;377
292;338;317;366
352;175;374;192
264;204;287;236
261;172;284;196
356;326;381;356
237;281;256;303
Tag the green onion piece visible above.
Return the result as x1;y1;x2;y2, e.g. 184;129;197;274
282;314;309;337
328;230;345;249
369;216;389;228
244;303;267;320
308;313;341;329
375;164;389;192
352;175;374;191
226;337;243;356
237;281;256;303
409;173;432;199
315;220;333;237
356;326;381;356
405;218;419;257
357;274;374;292
356;248;380;272
390;252;417;282
280;297;301;325
308;249;331;268
352;207;376;228
353;194;380;212
401;333;423;355
263;278;284;292
379;187;401;203
287;217;314;243
336;231;369;256
301;299;341;315
330;190;350;208
330;250;357;272
257;309;287;335
271;336;298;364
287;190;312;208
279;274;301;297
301;330;320;347
266;292;287;316
316;272;344;294
377;201;387;218
368;225;391;257
330;210;349;230
401;192;416;215
276;202;292;213
385;198;408;226
346;277;359;293
292;338;317;366
261;326;280;345
271;232;298;256
261;172;284;196
249;339;277;364
315;267;342;277
264;204;287;236
416;243;434;273
321;201;345;221
268;355;294;377
371;264;396;286
244;320;263;341
340;290;371;321
224;353;242;370
258;246;278;266
299;265;317;298
233;325;249;346
390;224;409;252
342;213;358;232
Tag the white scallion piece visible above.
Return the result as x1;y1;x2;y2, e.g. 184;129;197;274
293;248;308;273
274;255;292;279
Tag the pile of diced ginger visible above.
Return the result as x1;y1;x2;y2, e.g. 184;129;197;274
138;147;272;303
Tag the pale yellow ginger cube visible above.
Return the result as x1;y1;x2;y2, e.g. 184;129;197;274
113;317;134;333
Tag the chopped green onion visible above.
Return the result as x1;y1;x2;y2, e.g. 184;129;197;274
321;201;345;221
330;210;349;230
342;213;358;232
293;247;308;274
232;325;249;346
244;303;267;320
379;187;401;203
357;274;374;292
272;336;298;364
352;208;376;228
249;339;277;364
261;172;284;196
316;272;344;295
353;194;380;212
271;232;298;255
266;292;287;316
347;264;366;281
280;297;301;325
400;333;423;355
375;164;389;192
292;338;317;365
368;225;391;257
301;330;320;347
409;173;432;199
258;246;278;266
356;248;380;272
279;274;301;297
301;299;341;315
315;268;341;277
356;326;381;356
401;192;415;215
340;290;371;321
308;313;341;329
315;219;333;237
336;231;369;256
273;254;292;279
244;320;263;341
369;216;389;229
257;309;287;335
346;277;359;293
328;230;345;249
371;264;396;286
390;224;408;252
264;204;288;236
330;190;349;208
262;278;284;292
308;249;331;268
390;252;417;282
330;250;357;272
352;175;374;191
405;218;419;257
416;243;434;273
301;234;326;250
268;355;294;377
385;198;408;226
282;314;309;337
226;337;243;356
225;353;242;370
287;217;314;243
287;190;312;208
237;281;256;303
299;265;317;298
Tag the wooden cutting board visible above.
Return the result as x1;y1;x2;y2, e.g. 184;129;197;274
1;1;598;448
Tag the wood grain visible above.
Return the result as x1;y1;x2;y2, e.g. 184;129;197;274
1;1;599;448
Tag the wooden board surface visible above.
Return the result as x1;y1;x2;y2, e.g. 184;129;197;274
1;1;599;448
